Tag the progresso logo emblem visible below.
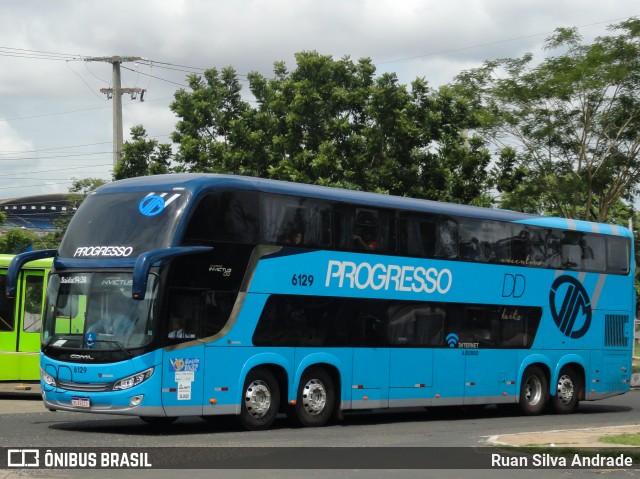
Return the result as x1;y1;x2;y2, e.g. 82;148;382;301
549;275;592;339
138;192;181;217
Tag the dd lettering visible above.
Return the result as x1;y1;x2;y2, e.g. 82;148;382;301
502;274;525;298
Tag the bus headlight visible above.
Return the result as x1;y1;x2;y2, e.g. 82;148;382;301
112;368;154;391
41;368;57;387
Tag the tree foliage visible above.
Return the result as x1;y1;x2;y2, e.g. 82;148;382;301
170;52;492;204
455;18;640;221
114;125;172;180
0;228;39;254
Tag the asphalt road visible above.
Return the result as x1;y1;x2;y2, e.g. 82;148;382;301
1;390;639;478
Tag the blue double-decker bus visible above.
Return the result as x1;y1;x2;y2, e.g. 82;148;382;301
6;174;635;429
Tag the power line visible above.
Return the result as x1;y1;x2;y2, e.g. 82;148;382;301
0;133;172;157
0;181;108;191
0;152;111;162
374;14;639;66
121;65;190;88
0;141;112;155
0;164;113;178
0;97;172;122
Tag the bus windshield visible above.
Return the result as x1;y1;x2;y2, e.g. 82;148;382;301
58;191;190;259
43;272;159;351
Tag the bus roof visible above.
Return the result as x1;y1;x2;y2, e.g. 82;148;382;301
0;254;53;269
93;174;631;237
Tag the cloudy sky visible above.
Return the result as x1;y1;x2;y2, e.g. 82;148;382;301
0;0;638;200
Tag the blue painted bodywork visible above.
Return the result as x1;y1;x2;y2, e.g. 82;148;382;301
37;174;634;418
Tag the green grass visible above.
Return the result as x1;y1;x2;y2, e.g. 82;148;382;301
599;433;640;446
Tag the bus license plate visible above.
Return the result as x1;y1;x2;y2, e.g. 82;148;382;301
71;396;90;408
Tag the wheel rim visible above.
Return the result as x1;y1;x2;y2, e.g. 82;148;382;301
245;380;272;418
556;374;574;405
301;379;327;416
525;375;543;406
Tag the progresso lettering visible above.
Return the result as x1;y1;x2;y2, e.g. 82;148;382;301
74;246;134;257
325;260;452;294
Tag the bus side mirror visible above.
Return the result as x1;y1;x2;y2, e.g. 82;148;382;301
6;249;57;298
132;246;213;300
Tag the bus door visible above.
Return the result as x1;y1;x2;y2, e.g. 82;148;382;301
350;309;389;409
0;268;45;382
161;346;205;415
161;289;208;416
16;271;46;381
0;268;19;382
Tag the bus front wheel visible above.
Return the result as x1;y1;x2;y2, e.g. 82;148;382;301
292;367;335;427
239;368;280;431
519;365;548;416
552;366;581;414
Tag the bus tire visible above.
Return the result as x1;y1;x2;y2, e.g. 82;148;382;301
519;365;548;416
239;368;280;431
292;367;335;427
552;366;581;414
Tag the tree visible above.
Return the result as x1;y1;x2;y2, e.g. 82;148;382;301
114;125;172;180
0;228;39;254
170;52;492;204
455;18;640;221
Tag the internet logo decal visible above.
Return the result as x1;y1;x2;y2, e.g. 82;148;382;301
138;192;181;217
549;276;592;339
446;333;459;348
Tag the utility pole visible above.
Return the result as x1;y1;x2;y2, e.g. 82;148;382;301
85;56;146;169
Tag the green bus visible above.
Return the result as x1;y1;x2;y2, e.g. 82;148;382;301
0;254;51;394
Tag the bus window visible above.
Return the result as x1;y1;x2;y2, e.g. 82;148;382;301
580;234;605;272
0;274;14;331
399;213;444;258
434;218;458;259
342;299;387;346
387;302;445;346
23;275;44;333
260;194;332;248
607;236;630;275
166;289;236;343
500;306;542;348
253;295;335;346
335;204;395;253
183;191;259;244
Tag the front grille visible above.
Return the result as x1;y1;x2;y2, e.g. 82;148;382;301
57;380;111;392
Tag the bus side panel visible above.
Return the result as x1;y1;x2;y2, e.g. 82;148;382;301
389;348;433;407
463;349;519;404
351;348;389;409
431;349;465;406
202;346;295;416
293;348;352;408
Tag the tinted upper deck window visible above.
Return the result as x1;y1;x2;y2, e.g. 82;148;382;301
59;191;190;258
183;191;259;244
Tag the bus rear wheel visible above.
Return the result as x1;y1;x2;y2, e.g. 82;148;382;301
239;368;280;431
519;365;548;416
552;366;581;414
291;367;335;427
